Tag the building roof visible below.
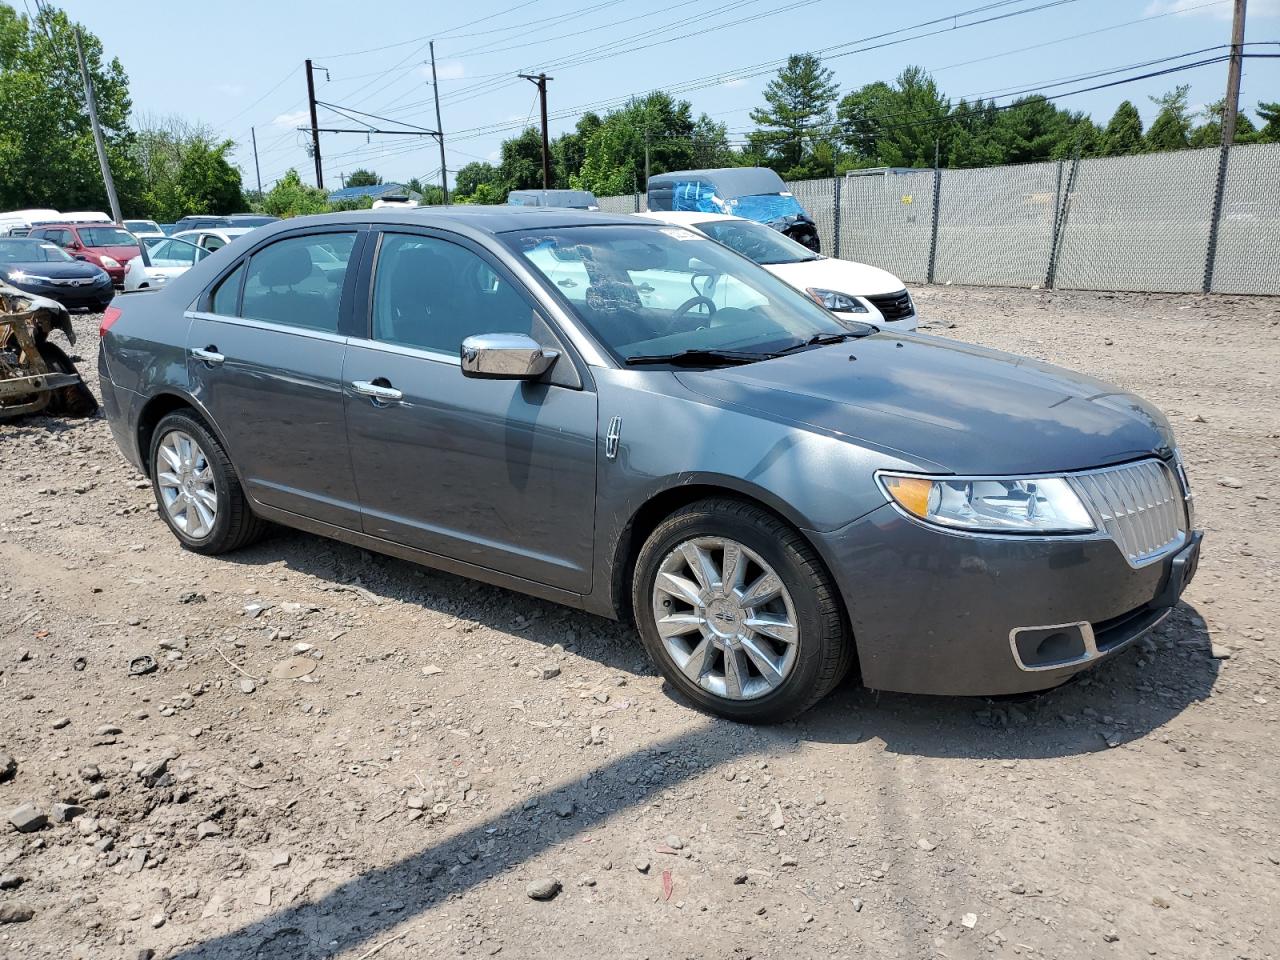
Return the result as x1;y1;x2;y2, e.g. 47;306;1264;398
327;182;418;202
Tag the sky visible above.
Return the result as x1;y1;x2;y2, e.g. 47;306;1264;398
53;0;1280;194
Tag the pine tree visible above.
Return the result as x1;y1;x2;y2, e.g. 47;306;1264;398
749;53;840;174
1101;101;1144;156
1145;85;1192;152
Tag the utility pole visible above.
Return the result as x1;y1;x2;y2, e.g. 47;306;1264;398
519;72;552;190
250;126;263;197
1222;0;1247;145
73;27;122;223
644;124;651;188
428;41;449;204
306;59;324;189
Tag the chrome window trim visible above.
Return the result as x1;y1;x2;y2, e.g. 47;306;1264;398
184;310;349;345
347;336;461;367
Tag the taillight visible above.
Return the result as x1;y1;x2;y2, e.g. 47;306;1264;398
99;305;122;337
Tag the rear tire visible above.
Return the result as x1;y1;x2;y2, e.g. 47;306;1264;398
149;410;266;554
37;342;98;418
631;498;851;723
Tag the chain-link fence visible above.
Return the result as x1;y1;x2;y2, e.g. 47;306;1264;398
593;141;1280;295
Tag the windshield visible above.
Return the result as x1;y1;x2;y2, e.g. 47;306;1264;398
724;193;807;225
507;224;864;364
0;240;73;263
80;227;139;248
695;219;819;266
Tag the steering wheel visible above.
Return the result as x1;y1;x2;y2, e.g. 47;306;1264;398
673;295;716;322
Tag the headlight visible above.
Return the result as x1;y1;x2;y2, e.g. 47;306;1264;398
6;270;27;282
879;473;1095;534
99;256;121;269
1172;448;1195;526
806;288;868;313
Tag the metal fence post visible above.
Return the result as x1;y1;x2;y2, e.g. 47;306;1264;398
1203;144;1231;294
926;165;942;284
832;176;842;260
634;191;641;213
1046;152;1080;290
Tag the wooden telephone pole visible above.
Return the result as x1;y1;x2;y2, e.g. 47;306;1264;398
306;59;324;189
1222;0;1247;145
519;73;553;190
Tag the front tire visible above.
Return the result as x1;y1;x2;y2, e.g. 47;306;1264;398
149;411;266;554
632;498;851;723
37;342;98;418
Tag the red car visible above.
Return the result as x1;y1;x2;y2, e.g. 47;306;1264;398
27;223;141;288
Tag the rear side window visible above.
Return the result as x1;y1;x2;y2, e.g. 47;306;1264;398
210;262;245;315
240;233;356;333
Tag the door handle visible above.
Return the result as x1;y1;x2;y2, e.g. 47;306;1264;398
191;346;224;365
351;379;404;403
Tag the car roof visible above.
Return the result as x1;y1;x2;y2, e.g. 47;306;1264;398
243;206;643;240
174;227;254;237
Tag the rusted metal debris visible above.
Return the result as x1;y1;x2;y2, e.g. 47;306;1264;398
0;281;97;421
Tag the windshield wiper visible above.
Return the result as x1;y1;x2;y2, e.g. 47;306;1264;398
776;332;864;354
625;348;774;367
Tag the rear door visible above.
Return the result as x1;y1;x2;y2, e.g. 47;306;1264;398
342;229;598;593
185;227;366;529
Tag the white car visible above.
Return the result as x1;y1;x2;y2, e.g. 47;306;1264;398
122;237;210;292
171;227;256;254
639;211;917;331
123;218;166;240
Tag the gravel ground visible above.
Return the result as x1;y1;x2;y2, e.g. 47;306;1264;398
1;286;1278;960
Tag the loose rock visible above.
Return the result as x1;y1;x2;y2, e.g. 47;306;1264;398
526;877;561;900
8;804;47;833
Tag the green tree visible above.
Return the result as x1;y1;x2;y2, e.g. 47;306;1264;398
0;3;142;212
261;169;329;218
572;93;731;195
345;167;381;187
129;116;243;220
499;127;546;191
988;96;1098;163
1189;97;1258;147
749;53;840;176
1257;101;1280;143
1145;85;1192;152
1100;100;1144;156
838;67;949;169
551;112;601;188
454;161;501;199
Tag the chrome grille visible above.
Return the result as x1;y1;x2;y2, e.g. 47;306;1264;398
1071;459;1186;566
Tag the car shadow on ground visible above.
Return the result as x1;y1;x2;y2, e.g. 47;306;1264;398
175;532;1220;958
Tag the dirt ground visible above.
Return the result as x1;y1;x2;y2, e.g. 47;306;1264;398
1;286;1278;960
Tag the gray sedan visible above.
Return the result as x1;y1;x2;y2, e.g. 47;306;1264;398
97;208;1202;723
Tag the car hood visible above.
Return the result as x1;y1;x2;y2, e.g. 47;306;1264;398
675;333;1176;476
91;245;143;263
3;260;105;279
763;258;904;298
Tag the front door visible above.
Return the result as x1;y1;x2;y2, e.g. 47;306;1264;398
186;229;364;529
342;230;597;594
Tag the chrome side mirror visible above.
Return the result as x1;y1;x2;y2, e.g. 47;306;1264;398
460;333;559;380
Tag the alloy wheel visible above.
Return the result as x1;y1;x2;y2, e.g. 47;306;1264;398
155;429;218;539
651;537;799;701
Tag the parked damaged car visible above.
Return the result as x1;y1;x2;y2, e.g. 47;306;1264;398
647;167;821;252
1;281;98;419
0;238;114;311
98;207;1201;723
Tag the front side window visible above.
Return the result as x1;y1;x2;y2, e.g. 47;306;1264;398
508;224;860;363
240;233;356;332
371;233;533;354
148;238;201;267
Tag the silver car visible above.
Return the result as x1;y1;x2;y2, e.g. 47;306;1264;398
97;208;1201;723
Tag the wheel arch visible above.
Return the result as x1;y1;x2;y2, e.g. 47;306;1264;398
607;478;849;631
135;391;238;482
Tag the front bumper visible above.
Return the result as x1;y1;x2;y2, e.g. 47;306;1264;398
812;505;1202;696
6;280;112;308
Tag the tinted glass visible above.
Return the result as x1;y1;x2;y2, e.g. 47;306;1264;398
0;240;72;263
508;224;857;362
695;219;819;265
201;235;226;252
211;262;245;315
241;233;356;332
79;227;139;248
124;220;160;233
371;233;532;353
